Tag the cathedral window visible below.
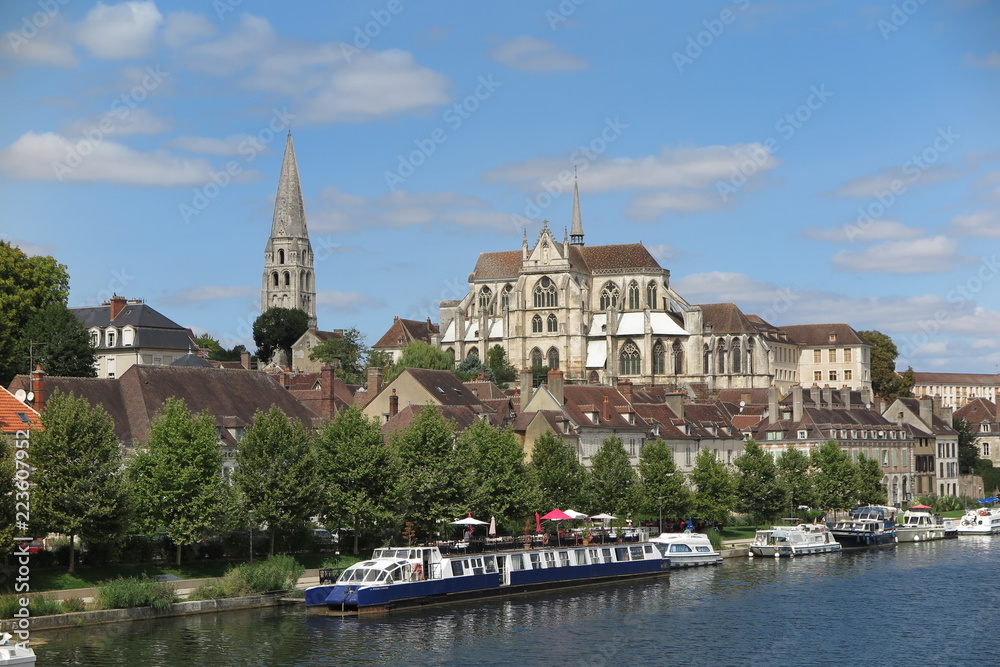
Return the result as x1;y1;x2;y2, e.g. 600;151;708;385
673;339;684;375
468;346;479;359
746;339;754;374
647;281;657;309
716;340;726;374
732;338;741;374
600;282;619;310
272;272;279;287
548;347;559;369
501;284;512;310
652;341;666;375
533;277;557;308
619;341;641;376
532;315;543;333
300;271;306;290
627;281;640;310
479;286;494;315
531;348;543;368
283;271;291;287
704;345;711;374
547;314;558;333
278;249;285;264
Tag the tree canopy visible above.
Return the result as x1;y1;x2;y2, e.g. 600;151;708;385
776;448;814;512
386;340;455;383
810;439;857;512
733;439;784;525
635;438;689;524
486;345;517;387
689;448;732;525
195;333;245;362
454;353;495;383
858;330;914;400
528;430;589;511
11;302;96;379
854;453;888;506
252;307;310;365
454;421;535;532
588;437;637;516
954;417;981;475
309;327;369;384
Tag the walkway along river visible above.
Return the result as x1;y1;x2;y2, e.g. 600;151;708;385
30;536;1000;666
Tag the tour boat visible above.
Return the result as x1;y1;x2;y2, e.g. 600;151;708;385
748;523;842;558
305;543;669;614
0;635;35;666
648;533;723;567
827;506;897;548
895;509;951;543
957;507;1000;535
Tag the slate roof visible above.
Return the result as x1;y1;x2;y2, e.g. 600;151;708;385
0;386;41;433
171;353;212;368
779;323;868;347
72;302;196;352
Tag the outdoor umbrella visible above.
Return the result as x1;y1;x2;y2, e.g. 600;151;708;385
909;504;933;510
450;516;488;541
488;516;496;537
535;512;542;532
977;497;998;504
541;509;572;545
589;513;617;543
563;509;588;519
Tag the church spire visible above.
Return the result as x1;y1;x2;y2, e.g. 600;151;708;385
270;132;307;238
569;172;584;245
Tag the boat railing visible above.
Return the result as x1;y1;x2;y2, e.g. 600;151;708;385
318;567;345;585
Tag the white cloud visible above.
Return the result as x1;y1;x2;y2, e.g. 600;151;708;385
647;244;685;264
0;16;78;67
163;11;215;48
948;209;1000;237
963;51;1000;68
311;187;512;233
76;1;164;60
63;108;170;137
1;238;52;256
167;134;254;156
832;164;963;199
804;220;925;243
626;191;722;219
490;36;588;72
0;131;231;186
162;285;258;305
316;290;380;312
830;236;962;273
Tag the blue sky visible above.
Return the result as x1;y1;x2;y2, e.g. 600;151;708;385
2;0;998;373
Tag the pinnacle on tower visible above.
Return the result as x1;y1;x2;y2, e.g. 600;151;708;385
270;132;308;238
570;173;584;246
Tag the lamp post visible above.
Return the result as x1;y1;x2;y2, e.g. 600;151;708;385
658;496;663;534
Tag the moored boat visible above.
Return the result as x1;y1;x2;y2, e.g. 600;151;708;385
0;634;35;666
957;507;1000;535
748;523;842;558
896;509;950;543
649;533;723;567
304;542;669;614
827;506;897;548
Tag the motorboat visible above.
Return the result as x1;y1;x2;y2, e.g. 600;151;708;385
648;533;723;567
305;542;669;614
896;509;950;543
0;634;35;666
957;507;1000;535
749;523;842;558
827;506;897;548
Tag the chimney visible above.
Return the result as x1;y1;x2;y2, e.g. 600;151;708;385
839;387;852;410
367;367;383;396
665;391;685;420
617;378;632;403
109;295;126;320
861;386;873;409
548;369;564;406
939;406;953;424
30;365;45;413
602;395;612;423
389;389;399;418
520;368;533;406
873;396;883;415
931;396;942;417
821;386;833;409
896;411;904;427
918;398;933;427
767;387;779;424
809;385;822;406
240;349;251;370
792;386;803;422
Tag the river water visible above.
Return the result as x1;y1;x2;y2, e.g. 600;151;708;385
32;536;1000;666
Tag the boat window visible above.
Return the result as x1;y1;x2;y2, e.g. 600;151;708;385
653;544;668;557
558;551;570;567
601;548;613;564
615;547;629;561
644;545;654;554
364;569;382;582
696;546;711;553
630;546;644;561
529;553;542;570
588;548;599;561
670;544;693;553
575;550;587;565
376;571;389;582
451;561;465;577
543;552;556;567
373;549;388;558
484;556;497;574
510;554;525;571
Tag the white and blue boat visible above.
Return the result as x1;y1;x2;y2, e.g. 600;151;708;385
305;542;669;614
828;506;897;548
648;533;723;567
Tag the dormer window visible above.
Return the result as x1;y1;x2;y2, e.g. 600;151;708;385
122;328;134;347
106;329;116;347
797;430;808;439
90;330;99;347
828;333;837;342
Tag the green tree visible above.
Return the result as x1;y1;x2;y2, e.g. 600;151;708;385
391;406;463;539
0;435;16;555
635;438;689;526
366;349;393;374
690;448;732;526
776;448;814;513
858;330;914;400
316;407;398;554
386;341;455;383
954;417;981;474
733;439;784;525
810;439;857;512
252;307;309;364
129;397;225;565
486;345;517;387
0;242;71;384
11;302;96;378
454;421;534;529
855;453;887;505
195;334;245;362
234;407;319;556
588;437;637;516
309;327;369;384
30;390;128;572
454;353;495;383
528;430;589;510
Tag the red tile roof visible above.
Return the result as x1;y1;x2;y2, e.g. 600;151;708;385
0;386;41;433
373;317;440;350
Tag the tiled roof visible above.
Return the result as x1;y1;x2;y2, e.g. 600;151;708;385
698;303;759;334
0;386;42;433
577;243;661;272
779;323;868;347
381;404;481;437
471;243;662;281
10;375;133;442
912;372;1000;387
561;385;649;429
473;251;523;280
954;397;998;422
373;317;439;350
404;368;493;410
716;388;771;406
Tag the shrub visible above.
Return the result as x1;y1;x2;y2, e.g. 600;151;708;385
97;576;177;611
60;597;87;613
705;529;724;552
0;595;20;618
224;555;304;596
28;594;63;616
186;581;228;601
51;538;80;568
